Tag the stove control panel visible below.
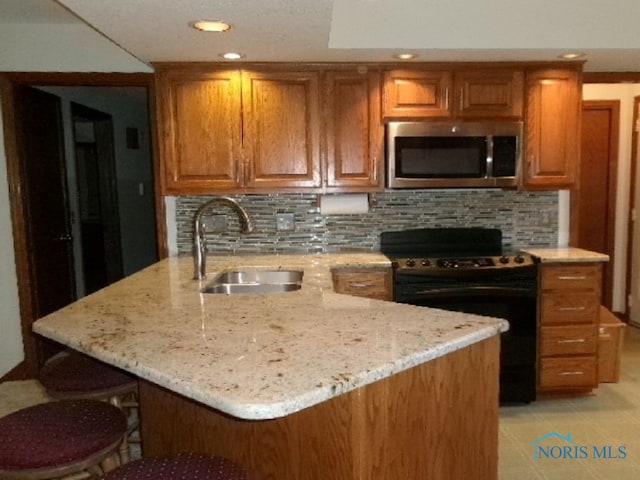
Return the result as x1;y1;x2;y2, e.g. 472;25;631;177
392;253;535;271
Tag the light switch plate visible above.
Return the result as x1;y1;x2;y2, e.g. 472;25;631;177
276;213;295;231
202;214;227;232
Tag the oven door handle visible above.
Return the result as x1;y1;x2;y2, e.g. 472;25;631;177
407;286;534;298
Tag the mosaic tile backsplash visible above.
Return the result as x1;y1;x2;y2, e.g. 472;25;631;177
174;190;559;255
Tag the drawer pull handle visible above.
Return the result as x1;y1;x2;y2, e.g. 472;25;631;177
557;338;585;344
349;283;374;289
557;275;587;280
558;306;586;312
559;371;584;376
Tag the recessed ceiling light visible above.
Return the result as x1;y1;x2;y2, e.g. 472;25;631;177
220;52;244;60
190;20;231;32
559;52;586;60
394;53;418;60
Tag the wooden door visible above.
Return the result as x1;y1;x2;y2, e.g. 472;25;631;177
242;70;321;189
522;68;581;189
13;86;76;359
574;101;619;309
156;68;242;193
382;69;452;119
324;70;383;190
454;69;524;119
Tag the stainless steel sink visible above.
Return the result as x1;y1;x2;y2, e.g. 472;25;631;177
201;270;303;295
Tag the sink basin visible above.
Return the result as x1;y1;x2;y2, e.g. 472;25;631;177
201;270;303;295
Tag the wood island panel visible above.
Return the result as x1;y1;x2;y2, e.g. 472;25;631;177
139;336;499;480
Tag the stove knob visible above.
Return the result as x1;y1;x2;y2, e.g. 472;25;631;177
406;259;416;267
421;259;431;267
514;255;526;264
499;256;510;264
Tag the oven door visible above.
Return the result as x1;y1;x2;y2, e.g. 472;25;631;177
395;278;537;404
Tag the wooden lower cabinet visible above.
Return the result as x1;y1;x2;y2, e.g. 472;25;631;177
537;263;602;393
539;356;598;389
139;336;500;480
331;267;392;301
539;325;598;357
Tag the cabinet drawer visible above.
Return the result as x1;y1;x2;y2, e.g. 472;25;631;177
540;325;597;357
541;264;602;292
332;269;392;301
540;294;600;325
539;356;597;389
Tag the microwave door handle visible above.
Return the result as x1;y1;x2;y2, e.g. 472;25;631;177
486;135;494;178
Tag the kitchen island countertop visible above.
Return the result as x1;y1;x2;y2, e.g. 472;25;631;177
32;253;508;420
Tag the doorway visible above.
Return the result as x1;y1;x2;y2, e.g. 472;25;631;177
1;73;162;376
71;102;123;294
575;100;620;309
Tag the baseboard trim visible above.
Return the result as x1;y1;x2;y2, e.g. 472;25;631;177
0;361;29;382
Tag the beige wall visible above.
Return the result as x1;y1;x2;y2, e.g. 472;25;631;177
0;108;24;377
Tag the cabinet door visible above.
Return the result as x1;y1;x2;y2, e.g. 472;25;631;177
382;70;452;119
522;68;581;189
454;69;523;118
325;71;383;190
157;69;242;193
242;70;321;190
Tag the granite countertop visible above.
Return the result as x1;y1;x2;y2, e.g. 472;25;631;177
33;253;508;420
523;247;609;263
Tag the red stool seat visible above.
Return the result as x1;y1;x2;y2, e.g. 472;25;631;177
39;352;137;399
0;400;127;479
103;454;253;479
38;352;140;463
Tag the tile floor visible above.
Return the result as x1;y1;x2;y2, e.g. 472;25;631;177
2;326;640;478
500;324;640;479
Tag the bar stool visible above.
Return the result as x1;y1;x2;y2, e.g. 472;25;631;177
0;399;128;479
38;351;140;461
103;453;256;479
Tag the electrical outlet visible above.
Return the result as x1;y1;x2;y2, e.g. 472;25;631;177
202;214;227;232
275;213;295;231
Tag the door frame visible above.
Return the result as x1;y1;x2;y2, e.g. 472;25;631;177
628;97;639;323
0;72;164;379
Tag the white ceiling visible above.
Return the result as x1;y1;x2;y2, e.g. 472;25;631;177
4;0;640;72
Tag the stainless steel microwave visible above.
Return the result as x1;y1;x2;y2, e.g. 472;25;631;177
386;121;523;188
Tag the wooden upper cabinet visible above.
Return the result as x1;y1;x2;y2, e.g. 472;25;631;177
454;70;523;119
382;70;452;118
522;68;581;189
324;70;383;190
242;71;321;190
156;69;243;194
382;68;524;120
